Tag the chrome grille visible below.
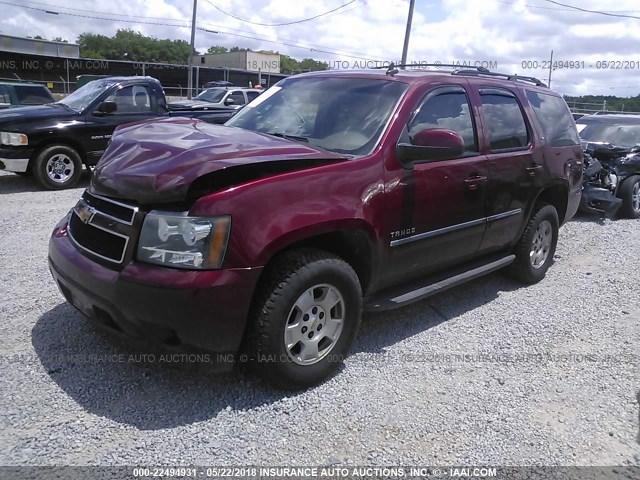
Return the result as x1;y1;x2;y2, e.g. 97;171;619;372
68;191;138;264
81;191;137;225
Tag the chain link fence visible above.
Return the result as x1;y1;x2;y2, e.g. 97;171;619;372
0;52;288;98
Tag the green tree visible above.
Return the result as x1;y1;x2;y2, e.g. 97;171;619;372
76;31;331;73
278;54;328;74
298;58;328;71
206;45;228;54
564;94;640;113
77;29;195;63
279;54;298;74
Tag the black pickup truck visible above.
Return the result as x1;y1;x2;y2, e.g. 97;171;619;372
0;76;237;189
0;82;55;109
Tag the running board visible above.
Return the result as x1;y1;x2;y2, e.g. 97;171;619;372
364;254;515;311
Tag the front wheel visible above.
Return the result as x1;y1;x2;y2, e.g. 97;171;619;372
618;175;640;219
246;248;362;390
509;204;559;284
33;145;83;190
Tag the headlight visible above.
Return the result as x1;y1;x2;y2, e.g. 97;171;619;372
0;132;28;146
137;212;231;270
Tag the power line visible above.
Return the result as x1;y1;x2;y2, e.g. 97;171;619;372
0;1;191;28
2;0;383;62
197;27;385;62
204;0;361;26
198;23;386;61
538;0;640;19
17;0;191;22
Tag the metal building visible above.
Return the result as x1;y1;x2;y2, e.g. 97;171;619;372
196;51;281;74
0;34;79;58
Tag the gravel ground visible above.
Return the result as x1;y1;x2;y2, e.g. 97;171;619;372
0;170;638;467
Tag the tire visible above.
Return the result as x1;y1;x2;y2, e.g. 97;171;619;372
246;248;362;390
509;204;559;284
617;175;640;219
33;145;83;190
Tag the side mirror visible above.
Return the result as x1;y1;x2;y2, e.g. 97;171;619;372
397;128;465;168
224;97;236;106
93;101;117;116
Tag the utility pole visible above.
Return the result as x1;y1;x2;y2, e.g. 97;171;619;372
187;0;198;99
547;50;553;87
400;0;415;67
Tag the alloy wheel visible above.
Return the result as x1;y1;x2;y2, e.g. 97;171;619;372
632;181;640;213
46;153;75;184
284;283;345;365
530;220;553;269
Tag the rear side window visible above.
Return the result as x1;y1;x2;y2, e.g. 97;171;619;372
480;90;529;151
526;91;580;146
409;90;477;152
246;91;260;102
14;85;53;105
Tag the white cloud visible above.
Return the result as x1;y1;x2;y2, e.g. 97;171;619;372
1;0;639;96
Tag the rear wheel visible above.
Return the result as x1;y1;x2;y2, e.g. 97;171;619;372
246;248;362;390
33;145;83;190
618;175;640;219
509;204;559;284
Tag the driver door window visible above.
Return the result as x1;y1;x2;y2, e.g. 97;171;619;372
106;86;153;114
88;85;155;158
408;90;478;153
0;85;10;107
227;91;246;105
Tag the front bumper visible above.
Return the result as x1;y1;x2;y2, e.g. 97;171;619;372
579;185;622;218
0;146;34;172
48;218;262;366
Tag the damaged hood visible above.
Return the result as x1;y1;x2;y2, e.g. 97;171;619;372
90;117;348;204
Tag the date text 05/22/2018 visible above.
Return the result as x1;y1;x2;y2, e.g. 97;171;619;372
522;60;640;70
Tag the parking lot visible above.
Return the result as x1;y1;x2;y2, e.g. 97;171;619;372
0;169;638;466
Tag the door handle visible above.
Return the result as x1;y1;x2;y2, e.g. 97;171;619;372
464;175;488;191
526;165;543;177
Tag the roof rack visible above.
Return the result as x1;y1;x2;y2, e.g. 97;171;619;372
377;62;547;88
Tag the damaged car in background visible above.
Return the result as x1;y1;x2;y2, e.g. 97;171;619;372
577;114;640;218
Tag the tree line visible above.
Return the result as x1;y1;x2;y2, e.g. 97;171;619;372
564;94;640;113
32;30;328;74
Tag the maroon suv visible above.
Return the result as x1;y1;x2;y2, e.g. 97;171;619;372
48;66;583;389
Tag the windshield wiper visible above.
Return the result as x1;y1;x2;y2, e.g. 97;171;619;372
266;132;309;143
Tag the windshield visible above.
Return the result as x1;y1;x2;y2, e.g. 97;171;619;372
57;79;116;112
194;89;227;103
578;120;640;148
226;77;409;155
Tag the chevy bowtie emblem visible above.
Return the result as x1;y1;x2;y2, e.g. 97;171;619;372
74;202;97;224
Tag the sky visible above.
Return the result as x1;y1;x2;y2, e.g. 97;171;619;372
1;0;639;97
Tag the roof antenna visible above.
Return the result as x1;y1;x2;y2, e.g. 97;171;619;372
386;62;399;76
